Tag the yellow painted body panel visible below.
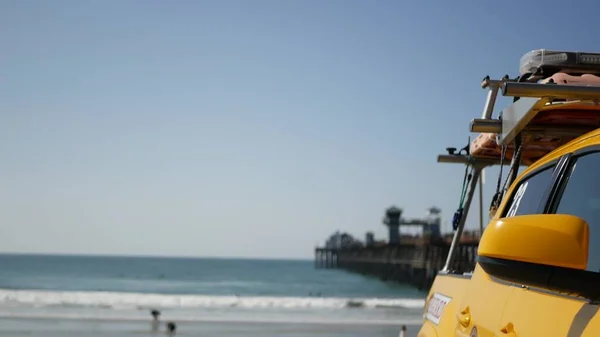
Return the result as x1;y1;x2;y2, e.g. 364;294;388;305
453;265;513;337
418;273;470;337
581;309;600;337
500;287;590;336
418;266;513;337
418;129;600;336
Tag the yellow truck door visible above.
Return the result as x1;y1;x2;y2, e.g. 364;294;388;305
499;148;600;336
465;155;563;336
452;265;513;337
500;288;595;336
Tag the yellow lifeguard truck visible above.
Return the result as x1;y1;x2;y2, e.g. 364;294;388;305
419;49;600;337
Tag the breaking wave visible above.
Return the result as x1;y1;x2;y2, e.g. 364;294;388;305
0;289;424;311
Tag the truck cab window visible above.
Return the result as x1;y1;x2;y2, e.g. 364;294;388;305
555;152;600;273
503;165;555;218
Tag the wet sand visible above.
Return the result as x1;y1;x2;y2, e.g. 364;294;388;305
0;317;420;337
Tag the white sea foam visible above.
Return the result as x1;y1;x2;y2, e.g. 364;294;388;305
0;311;424;326
0;289;424;311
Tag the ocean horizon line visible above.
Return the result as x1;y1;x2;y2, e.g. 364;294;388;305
0;251;313;262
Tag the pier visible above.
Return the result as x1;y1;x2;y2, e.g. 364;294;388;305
314;206;480;291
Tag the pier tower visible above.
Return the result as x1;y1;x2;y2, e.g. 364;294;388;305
365;232;375;247
424;207;442;238
383;206;402;245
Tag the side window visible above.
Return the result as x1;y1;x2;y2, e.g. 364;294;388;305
503;165;555;218
554;152;600;273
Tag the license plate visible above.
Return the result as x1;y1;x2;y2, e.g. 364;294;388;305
425;292;452;325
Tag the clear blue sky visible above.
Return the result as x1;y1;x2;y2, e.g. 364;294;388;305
1;0;599;259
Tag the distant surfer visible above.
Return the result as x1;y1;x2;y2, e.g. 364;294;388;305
166;321;177;336
399;324;407;337
346;300;364;308
150;309;161;331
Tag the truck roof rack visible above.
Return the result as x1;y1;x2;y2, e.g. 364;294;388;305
437;49;600;273
471;80;600;148
439;49;600;168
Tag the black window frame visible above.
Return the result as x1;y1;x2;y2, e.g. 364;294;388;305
499;155;570;219
546;147;600;275
547;147;600;215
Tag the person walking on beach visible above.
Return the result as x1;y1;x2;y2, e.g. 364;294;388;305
399;324;407;337
150;309;161;332
166;321;177;336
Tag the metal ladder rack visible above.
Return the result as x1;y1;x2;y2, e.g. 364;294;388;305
436;75;600;273
470;77;600;146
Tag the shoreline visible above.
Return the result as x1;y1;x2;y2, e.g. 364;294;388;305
0;313;423;327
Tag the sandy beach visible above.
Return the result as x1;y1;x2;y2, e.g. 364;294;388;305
0;317;420;337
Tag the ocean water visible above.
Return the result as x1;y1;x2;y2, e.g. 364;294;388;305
0;254;426;336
